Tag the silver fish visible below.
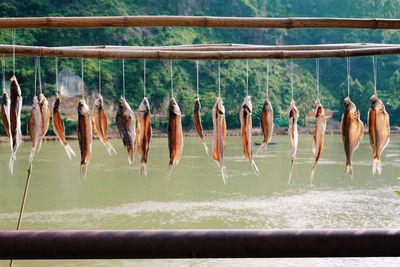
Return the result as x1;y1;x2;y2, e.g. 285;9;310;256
288;99;299;185
78;99;92;179
9;75;22;174
136;97;152;176
212;97;228;184
1;91;12;152
116;97;136;165
310;99;326;183
28;96;42;163
256;98;274;154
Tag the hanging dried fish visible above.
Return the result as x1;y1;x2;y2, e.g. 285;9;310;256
193;97;208;155
9;76;22;174
38;93;50;152
340;97;364;178
167;97;183;177
52;94;76;159
212;97;228;184
92;95;116;155
288;99;299;185
239;95;259;175
310;99;326;182
256;98;274;154
1;91;12;152
116;97;136;165
78;99;92;179
28;96;42;163
136;97;152;176
367;95;390;175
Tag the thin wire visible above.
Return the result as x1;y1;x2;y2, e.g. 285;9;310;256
246;59;249;96
34;58;37;96
196;60;199;98
55;57;59;94
290;60;294;100
2;54;5;93
12;29;15;76
372;56;377;96
170;60;173;98
346;57;351;97
218;61;221;97
38;57;42;94
316;58;320;99
122;59;125;98
143;59;146;98
81;58;84;98
266;59;269;99
98;59;101;95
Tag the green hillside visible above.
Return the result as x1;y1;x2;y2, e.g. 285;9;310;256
1;0;400;133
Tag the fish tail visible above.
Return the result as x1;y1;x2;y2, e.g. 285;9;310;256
220;165;228;185
166;162;175;178
127;148;134;165
372;158;382;175
80;163;88;180
310;161;318;185
256;143;267;155
344;163;353;179
287;158;295;185
9;151;16;174
37;139;43;153
202;141;209;155
251;159;260;176
63;144;77;160
104;142;117;156
140;162;148;177
29;147;37;163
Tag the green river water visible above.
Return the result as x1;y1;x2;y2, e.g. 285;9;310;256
0;135;399;266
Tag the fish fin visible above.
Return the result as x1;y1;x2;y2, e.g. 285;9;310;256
344;164;353;179
251;159;260;176
80;163;88;180
104;142;117;156
372;158;382;175
140;162;147;177
166;162;175;178
64;144;77;160
202;141;209;155
310;162;317;185
29;147;37;163
37;139;43;153
9;152;16;174
256;143;267;155
127;148;134;165
220;165;228;185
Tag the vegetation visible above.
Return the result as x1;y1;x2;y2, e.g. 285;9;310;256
1;1;400;133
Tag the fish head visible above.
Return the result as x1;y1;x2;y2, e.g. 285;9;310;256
94;95;104;108
118;97;126;109
10;75;21;96
370;95;384;111
194;97;201;112
241;95;252;113
169;97;181;115
139;97;150;113
214;97;225;115
263;98;272;111
289;100;299;118
78;99;90;115
32;96;40;109
53;95;61;109
314;99;325;117
343;97;356;114
39;94;48;106
1;91;9;105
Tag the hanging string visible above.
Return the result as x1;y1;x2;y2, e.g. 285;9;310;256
218;61;221;97
34;58;37;97
170;59;173;98
246;59;249;96
372;56;377;96
2;54;5;93
266;59;269;99
55;57;59;95
143;59;146;98
316;58;320;99
290;60;294;100
12;28;15;76
81;58;84;98
346;57;351;97
37;57;42;95
98;59;101;95
196;60;199;98
122;59;125;98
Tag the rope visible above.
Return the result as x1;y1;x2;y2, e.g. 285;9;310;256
143;59;146;98
122;59;125;98
218;61;221;97
266;59;269;99
290;60;294;100
246;59;249;96
34;58;37;96
98;59;101;95
372;56;377;96
12;28;15;76
38;57;42;94
55;57;59;95
196;60;199;98
2;54;5;93
170;60;173;98
316;58;320;99
346;57;351;97
81;58;84;98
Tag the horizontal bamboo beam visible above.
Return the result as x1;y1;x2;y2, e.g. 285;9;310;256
1;16;400;29
1;229;399;259
1;45;400;60
57;43;399;51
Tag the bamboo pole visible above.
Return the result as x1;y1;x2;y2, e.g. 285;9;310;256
1;45;400;60
1;16;400;29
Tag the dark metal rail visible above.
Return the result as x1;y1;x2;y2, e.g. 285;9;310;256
1;229;399;259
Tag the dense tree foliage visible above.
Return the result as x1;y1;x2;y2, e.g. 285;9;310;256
1;0;400;133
